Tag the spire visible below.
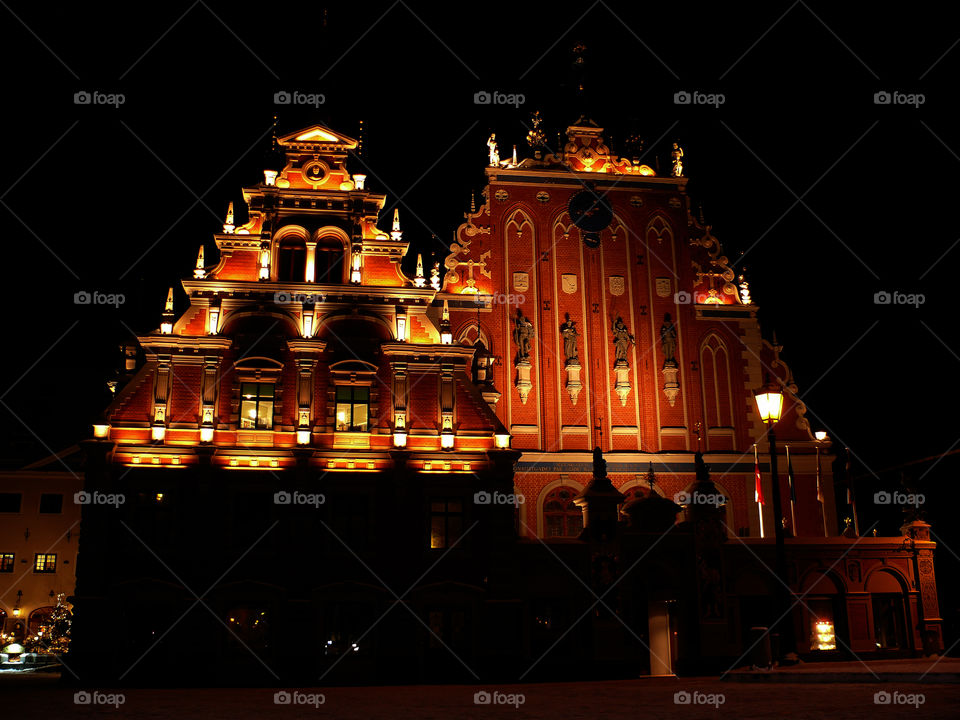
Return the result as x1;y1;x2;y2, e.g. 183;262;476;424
357;119;364;157
194;246;206;279
430;261;441;291
469;192;476;213
263;115;282;185
440;299;452;344
414;253;426;288
160;288;174;335
511;144;517;166
390;208;402;241
223;202;235;233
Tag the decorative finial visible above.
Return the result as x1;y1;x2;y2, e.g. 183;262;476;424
164;287;174;313
738;272;752;305
511;144;517;166
430;261;441;291
414;254;426;287
160;288;174;334
526;111;546;150
357;119;364;157
646;462;657;490
390;208;402;241
470;192;476;213
194;246;206;279
223;202;235;234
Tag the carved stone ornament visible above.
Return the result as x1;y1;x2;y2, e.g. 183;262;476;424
655;277;672;298
608;275;625;296
513;272;529;292
562;274;578;294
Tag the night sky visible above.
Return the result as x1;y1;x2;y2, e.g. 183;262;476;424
0;3;955;534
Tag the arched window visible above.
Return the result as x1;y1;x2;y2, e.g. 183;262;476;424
700;334;735;432
277;237;306;281
315;235;346;283
543;487;583;538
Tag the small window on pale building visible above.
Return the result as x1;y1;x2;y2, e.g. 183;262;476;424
335;386;369;432
34;553;57;573
39;493;63;514
240;382;275;429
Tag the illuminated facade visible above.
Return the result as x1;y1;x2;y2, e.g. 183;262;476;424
69;121;942;683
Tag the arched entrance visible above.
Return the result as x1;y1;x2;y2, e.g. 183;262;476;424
867;569;910;651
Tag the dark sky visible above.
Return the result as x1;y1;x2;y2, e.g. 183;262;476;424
0;1;954;485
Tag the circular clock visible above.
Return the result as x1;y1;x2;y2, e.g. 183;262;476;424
568;190;613;235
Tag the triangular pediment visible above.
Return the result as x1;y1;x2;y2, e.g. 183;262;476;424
277;125;358;150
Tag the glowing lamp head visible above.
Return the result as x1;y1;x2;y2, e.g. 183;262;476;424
159;321;173;335
151;425;166;442
815;430;828;442
494;433;511;449
264;169;278;186
200;426;214;443
440;330;453;345
353;174;366;190
440;432;455;450
208;308;220;335
12;608;21;618
296;429;311;445
393;431;408;448
753;381;784;425
92;423;110;439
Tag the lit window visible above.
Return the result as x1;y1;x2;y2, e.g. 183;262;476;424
34;553;57;573
240;382;275;430
543;487;583;538
335;386;369;432
429;499;463;549
0;553;14;573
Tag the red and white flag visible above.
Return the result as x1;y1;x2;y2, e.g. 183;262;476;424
754;444;765;505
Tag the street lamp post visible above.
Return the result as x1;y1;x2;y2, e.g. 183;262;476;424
754;379;796;660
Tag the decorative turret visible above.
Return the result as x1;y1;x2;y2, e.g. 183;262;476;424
440;299;452;344
430;261;441;291
194;245;206;279
222;202;235;234
574;447;625;542
159;288;174;334
414;254;426;288
390;208;402;241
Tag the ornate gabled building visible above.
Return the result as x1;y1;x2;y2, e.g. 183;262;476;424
69;119;942;684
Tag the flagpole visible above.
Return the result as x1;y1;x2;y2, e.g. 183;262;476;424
816;445;828;537
787;445;797;536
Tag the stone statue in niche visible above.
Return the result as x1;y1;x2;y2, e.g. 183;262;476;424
671;141;684;177
514;309;534;362
660;313;677;365
612;316;635;364
560;313;579;364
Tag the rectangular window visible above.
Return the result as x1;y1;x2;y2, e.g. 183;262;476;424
335;386;370;432
429;499;463;549
39;493;64;514
34;553;57;573
0;553;14;572
240;382;275;429
0;493;22;513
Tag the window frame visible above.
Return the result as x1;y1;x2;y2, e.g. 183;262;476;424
542;487;584;538
335;385;370;432
429;498;463;549
0;553;14;573
38;493;64;514
0;492;22;514
34;553;57;573
239;381;276;430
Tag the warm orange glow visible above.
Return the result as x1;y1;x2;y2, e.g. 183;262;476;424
295;128;340;143
93;423;110;439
